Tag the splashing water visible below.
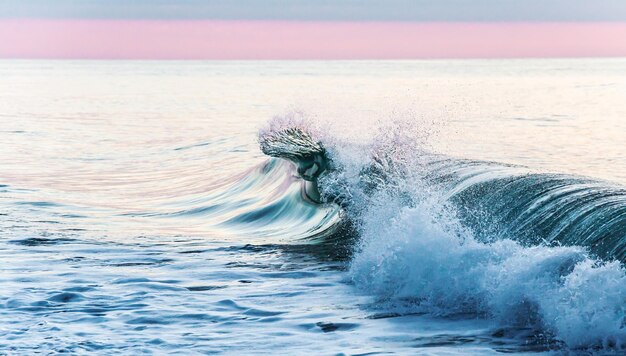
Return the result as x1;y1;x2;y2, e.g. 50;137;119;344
260;111;626;351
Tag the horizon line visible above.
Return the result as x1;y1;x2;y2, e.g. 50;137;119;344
4;55;626;61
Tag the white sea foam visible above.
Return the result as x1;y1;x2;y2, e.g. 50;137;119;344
350;196;626;350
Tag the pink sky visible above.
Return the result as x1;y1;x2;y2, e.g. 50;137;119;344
1;20;626;59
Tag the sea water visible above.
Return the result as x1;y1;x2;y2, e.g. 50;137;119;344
0;59;625;354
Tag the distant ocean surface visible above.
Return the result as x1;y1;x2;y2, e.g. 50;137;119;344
1;59;625;354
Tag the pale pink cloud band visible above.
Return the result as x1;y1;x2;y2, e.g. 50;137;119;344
1;20;626;59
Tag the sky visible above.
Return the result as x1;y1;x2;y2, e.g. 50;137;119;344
1;0;626;59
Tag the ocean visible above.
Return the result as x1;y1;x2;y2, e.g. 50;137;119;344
0;59;625;354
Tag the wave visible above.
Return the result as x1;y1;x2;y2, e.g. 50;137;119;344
258;115;626;351
259;115;626;262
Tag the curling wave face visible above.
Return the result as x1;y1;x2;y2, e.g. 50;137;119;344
259;119;626;262
147;157;343;244
258;117;626;350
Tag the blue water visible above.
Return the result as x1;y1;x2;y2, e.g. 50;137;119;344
1;59;626;354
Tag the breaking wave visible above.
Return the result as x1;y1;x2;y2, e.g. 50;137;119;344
257;114;626;351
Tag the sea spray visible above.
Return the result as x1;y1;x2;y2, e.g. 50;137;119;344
259;114;626;350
